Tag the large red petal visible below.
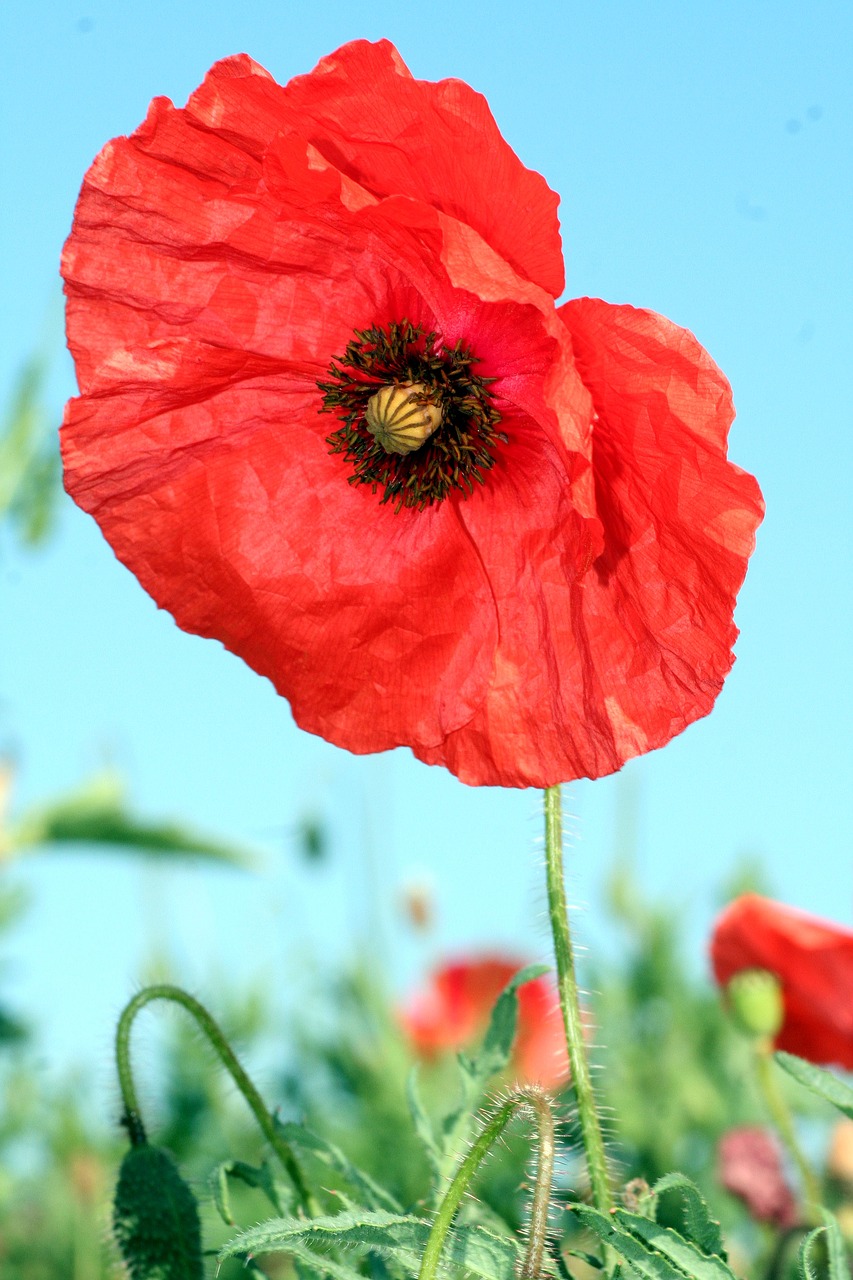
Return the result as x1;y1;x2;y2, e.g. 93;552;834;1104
185;42;565;298
416;298;763;787
62;94;505;753
711;896;853;1069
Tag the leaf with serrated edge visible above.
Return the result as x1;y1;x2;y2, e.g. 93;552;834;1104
652;1172;727;1260
219;1211;521;1280
612;1209;737;1280
570;1207;687;1280
776;1053;853;1121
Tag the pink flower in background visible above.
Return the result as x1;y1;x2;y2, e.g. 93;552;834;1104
717;1127;797;1228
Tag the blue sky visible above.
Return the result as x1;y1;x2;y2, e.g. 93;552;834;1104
2;0;852;1081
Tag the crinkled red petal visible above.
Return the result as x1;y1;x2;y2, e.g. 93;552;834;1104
61;93;505;752
711;895;853;1069
61;83;593;762
417;299;764;786
184;42;565;297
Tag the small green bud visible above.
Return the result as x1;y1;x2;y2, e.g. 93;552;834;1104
113;1142;204;1280
726;968;784;1039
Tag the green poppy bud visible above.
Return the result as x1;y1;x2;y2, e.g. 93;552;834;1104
113;1142;204;1280
726;968;784;1039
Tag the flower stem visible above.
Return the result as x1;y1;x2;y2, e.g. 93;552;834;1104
544;785;612;1213
754;1043;821;1213
418;1087;556;1280
115;983;316;1215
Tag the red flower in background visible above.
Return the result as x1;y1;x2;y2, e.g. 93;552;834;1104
61;40;763;788
400;956;570;1089
710;894;853;1068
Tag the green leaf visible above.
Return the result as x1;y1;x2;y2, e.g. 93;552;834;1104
219;1210;522;1280
570;1206;687;1280
436;963;551;1190
407;1065;442;1175
275;1120;402;1213
6;773;255;867
0;356;62;548
651;1171;727;1260
470;963;550;1088
563;1250;603;1272
572;1205;739;1280
219;1211;424;1265
776;1052;853;1120
210;1159;283;1226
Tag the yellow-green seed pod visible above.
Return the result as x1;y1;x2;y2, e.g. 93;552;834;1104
113;1142;204;1280
726;968;784;1039
364;382;442;455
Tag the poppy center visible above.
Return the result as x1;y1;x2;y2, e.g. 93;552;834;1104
319;322;505;511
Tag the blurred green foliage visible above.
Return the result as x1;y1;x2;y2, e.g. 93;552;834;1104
2;771;256;869
0;356;62;549
1;868;850;1279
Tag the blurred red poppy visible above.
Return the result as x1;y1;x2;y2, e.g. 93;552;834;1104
400;955;570;1089
710;894;853;1068
61;40;763;788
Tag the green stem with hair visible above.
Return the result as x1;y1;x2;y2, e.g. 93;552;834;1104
754;1043;821;1213
418;1087;556;1280
544;784;612;1214
115;983;316;1215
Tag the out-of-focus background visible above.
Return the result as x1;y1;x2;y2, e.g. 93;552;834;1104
1;0;851;1137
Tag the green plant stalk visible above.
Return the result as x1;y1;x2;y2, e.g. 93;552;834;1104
544;785;612;1213
115;983;316;1215
754;1043;821;1213
418;1088;556;1280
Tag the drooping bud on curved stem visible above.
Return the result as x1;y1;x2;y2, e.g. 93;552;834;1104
115;983;316;1215
364;382;442;455
417;1085;557;1280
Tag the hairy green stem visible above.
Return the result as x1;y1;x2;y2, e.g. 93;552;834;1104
544;785;612;1213
418;1087;556;1280
115;983;316;1214
754;1045;821;1213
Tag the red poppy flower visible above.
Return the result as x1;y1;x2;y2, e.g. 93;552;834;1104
710;895;853;1069
400;955;570;1089
61;40;763;788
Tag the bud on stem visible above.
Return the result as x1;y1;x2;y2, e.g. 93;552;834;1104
114;983;316;1214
